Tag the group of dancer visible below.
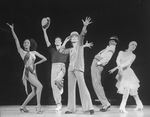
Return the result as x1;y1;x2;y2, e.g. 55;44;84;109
6;16;143;115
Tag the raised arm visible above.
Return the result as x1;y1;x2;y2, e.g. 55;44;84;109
59;36;71;54
42;27;51;47
80;17;92;37
7;23;25;58
61;36;70;47
41;17;51;47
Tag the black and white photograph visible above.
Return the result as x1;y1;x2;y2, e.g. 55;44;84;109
0;0;150;117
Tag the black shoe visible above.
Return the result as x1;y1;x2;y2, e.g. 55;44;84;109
65;111;73;114
20;107;29;113
89;109;94;115
100;105;111;112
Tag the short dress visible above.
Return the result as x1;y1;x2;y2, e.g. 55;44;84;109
116;51;140;95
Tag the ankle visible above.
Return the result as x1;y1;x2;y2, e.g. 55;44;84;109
119;109;128;114
57;103;62;106
36;105;42;114
134;105;143;111
20;106;26;109
55;103;62;111
36;105;41;107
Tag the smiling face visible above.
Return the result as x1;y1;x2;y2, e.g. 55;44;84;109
70;31;79;45
128;41;137;51
55;37;62;46
70;35;79;43
23;39;30;51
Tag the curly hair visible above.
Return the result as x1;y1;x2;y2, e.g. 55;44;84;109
29;38;37;51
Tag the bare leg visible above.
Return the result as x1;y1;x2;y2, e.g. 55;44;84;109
119;87;130;113
28;73;43;113
21;85;36;109
133;94;143;111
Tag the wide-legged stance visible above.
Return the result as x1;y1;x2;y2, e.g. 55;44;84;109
67;70;93;112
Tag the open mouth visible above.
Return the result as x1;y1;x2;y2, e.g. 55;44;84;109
24;45;29;48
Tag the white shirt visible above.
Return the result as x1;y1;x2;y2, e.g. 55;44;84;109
96;45;116;66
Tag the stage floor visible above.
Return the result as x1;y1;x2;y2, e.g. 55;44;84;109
0;105;149;117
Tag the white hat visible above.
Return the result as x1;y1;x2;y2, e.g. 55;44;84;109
70;31;79;36
69;31;80;42
41;17;50;29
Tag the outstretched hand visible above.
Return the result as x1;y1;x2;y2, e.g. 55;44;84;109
6;23;14;30
82;17;92;26
84;41;93;48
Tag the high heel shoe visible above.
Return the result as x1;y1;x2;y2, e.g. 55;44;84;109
119;109;128;114
119;106;128;114
134;99;143;111
20;107;29;113
119;101;128;114
133;106;143;111
36;106;42;114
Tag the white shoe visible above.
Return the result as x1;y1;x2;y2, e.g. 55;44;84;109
133;105;143;111
119;109;128;114
55;104;62;111
119;101;128;114
134;100;143;111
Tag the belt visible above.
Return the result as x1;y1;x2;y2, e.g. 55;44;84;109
94;58;100;61
52;63;65;66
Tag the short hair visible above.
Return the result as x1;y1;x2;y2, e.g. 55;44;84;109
55;37;62;41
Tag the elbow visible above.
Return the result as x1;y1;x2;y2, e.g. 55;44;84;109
44;57;47;62
17;49;21;54
84;29;87;34
47;43;51;47
45;58;47;61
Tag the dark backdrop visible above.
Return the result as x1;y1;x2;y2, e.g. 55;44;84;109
0;0;150;106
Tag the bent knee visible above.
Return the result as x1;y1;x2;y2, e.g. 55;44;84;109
40;84;43;89
31;90;36;95
38;83;43;90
